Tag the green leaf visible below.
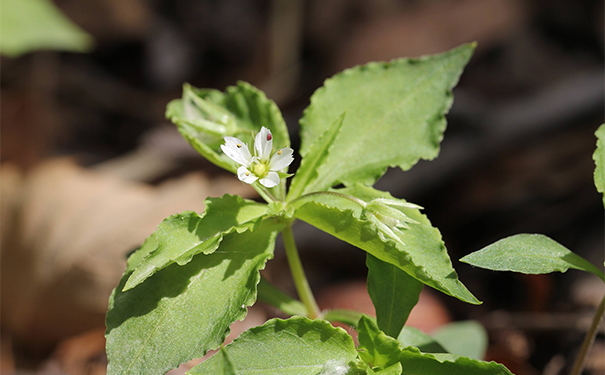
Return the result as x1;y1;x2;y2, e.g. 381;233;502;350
105;221;281;375
297;44;475;193
0;0;93;57
166;81;290;172
290;184;480;304
594;124;605;205
397;327;447;354
432;321;488;360
357;315;402;369
460;234;605;282
367;254;423;339
287;113;345;200
257;277;307;316
374;363;403;375
123;195;268;291
399;347;514;375
189;317;365;375
322;309;366;328
205;347;238;375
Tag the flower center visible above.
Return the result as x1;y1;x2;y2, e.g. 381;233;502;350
252;161;268;178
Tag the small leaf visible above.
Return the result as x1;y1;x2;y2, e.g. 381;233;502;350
367;254;423;339
432;321;488;360
594;124;605;205
257;277;307;316
357;315;402;369
298;44;475;192
287;113;345;199
290;184;479;304
124;195;268;290
399;347;514;375
105;221;281;375
397;327;447;354
189;317;363;375
167;81;289;172
1;0;94;57
460;234;605;282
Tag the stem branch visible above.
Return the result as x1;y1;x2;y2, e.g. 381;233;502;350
281;224;320;319
570;294;605;375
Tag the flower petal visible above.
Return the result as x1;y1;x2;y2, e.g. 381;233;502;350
254;127;273;162
221;137;252;166
269;147;294;171
237;166;258;184
259;171;280;188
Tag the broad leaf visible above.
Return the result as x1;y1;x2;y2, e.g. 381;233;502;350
297;44;475;193
257;277;307;316
290;184;479;304
287;113;345;199
397;327;447;354
189;317;365;375
105;221;281;375
357;315;402;369
367;254;423;338
399;347;514;375
460;234;605;282
432;321;487;360
123;195;268;290
166;81;290;173
594;124;605;205
1;0;93;57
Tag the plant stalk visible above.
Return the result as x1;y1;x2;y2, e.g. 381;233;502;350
570;294;605;375
281;224;320;319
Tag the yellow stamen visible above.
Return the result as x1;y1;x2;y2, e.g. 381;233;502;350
237;143;242;148
245;171;250;176
277;149;282;155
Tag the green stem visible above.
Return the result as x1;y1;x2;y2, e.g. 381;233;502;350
570;294;605;375
253;183;278;203
281;223;320;319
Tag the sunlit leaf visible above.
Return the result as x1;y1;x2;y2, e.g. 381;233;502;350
189;317;365;375
397;327;447;354
399;347;514;375
297;44;474;193
124;195;268;290
357;315;402;369
460;234;605;282
105;221;281;375
290;184;479;304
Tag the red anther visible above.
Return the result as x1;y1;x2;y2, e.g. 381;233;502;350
267;134;272;141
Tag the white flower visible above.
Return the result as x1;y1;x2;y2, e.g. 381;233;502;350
220;127;294;188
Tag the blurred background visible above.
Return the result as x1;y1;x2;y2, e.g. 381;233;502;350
1;0;604;374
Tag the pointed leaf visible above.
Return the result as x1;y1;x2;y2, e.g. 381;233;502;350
124;195;268;290
1;0;94;57
189;317;364;375
298;44;475;192
367;254;423;338
105;221;281;375
167;81;289;172
432;321;488;360
397;327;447;354
594;124;605;205
399;347;514;375
460;234;605;282
290;184;479;304
287;113;345;199
322;309;366;328
357;315;402;369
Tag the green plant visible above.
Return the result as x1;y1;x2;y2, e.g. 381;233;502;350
104;43;604;375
